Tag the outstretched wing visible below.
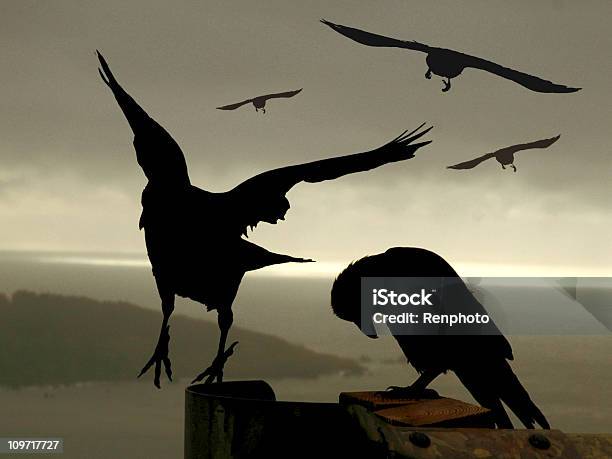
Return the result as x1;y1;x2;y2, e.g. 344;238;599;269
447;152;496;170
461;54;580;93
262;88;303;100
500;135;561;155
321;20;430;53
229;124;433;236
216;98;253;110
97;51;190;186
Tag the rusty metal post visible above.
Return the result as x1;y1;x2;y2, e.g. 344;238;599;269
185;381;367;459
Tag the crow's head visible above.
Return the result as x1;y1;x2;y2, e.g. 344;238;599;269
331;259;378;338
331;247;460;339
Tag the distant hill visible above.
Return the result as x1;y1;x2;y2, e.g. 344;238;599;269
0;291;363;387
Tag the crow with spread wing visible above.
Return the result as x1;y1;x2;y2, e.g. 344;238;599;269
448;135;560;172
321;20;581;94
97;51;432;387
217;88;302;113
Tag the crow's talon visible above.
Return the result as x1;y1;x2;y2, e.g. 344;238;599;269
191;341;239;385
138;325;172;389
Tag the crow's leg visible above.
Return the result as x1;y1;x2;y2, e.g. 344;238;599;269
261;108;266;114
425;68;432;79
138;288;175;388
382;368;443;399
442;78;452;92
501;164;506;170
191;310;239;385
511;164;517;172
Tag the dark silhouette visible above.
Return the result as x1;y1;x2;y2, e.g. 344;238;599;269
96;51;432;388
321;20;581;93
331;247;550;429
448;135;560;172
217;89;303;113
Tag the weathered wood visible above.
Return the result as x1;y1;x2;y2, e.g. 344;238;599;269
375;398;493;428
340;391;494;428
340;390;428;410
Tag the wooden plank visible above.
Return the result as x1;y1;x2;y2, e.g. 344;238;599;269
375;398;494;428
340;391;494;428
339;391;432;411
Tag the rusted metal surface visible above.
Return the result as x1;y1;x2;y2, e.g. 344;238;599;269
185;382;612;458
345;402;612;458
184;381;368;459
379;428;582;458
569;433;612;458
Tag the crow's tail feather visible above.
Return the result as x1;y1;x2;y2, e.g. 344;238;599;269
497;360;550;429
455;367;514;428
455;361;549;429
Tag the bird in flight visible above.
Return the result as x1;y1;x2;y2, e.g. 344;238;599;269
448;135;560;172
331;247;550;429
321;20;581;94
96;51;432;388
217;88;303;113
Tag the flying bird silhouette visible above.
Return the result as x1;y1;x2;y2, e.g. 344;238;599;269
217;88;303;113
321;20;581;93
331;247;550;429
96;51;432;388
448;135;560;172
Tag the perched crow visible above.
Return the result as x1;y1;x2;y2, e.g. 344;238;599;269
97;51;432;388
321;20;581;94
331;247;550;429
448;135;560;172
217;89;302;113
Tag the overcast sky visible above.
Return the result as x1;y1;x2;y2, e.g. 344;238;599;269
1;0;610;275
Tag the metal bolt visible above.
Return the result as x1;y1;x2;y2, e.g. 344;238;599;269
409;431;431;448
528;433;551;450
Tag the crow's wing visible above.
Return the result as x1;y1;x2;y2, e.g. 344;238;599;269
97;51;190;187
262;88;303;100
321;20;430;53
461;53;580;93
498;135;561;155
447;152;496;170
229;124;433;236
216;98;253;110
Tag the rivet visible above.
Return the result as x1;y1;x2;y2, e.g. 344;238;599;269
528;433;551;450
409;431;431;448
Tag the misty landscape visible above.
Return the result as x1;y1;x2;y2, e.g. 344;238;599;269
1;253;611;458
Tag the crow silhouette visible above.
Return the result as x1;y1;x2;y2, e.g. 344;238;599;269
321;20;581;94
448;135;560;172
96;51;432;388
331;247;550;429
217;89;302;114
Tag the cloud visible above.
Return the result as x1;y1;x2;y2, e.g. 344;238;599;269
0;0;610;271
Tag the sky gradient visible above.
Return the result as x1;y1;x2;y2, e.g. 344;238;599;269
1;0;610;275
